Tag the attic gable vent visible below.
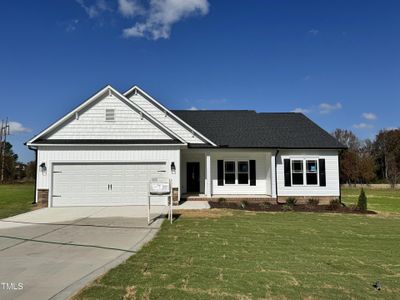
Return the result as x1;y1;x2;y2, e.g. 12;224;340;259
105;109;115;121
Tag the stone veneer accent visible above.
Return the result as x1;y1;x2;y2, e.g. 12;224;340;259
37;189;49;207
181;195;338;205
181;196;276;204
276;196;338;205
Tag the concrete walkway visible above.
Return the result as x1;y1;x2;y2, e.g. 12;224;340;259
0;206;167;300
176;201;210;210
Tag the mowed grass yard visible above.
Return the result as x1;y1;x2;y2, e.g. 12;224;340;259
342;187;400;213
0;183;35;219
76;187;400;300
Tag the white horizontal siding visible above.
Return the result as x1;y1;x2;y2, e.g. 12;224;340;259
210;150;271;195
128;93;204;144
180;149;273;195
47;94;172;140
36;146;181;204
276;150;340;197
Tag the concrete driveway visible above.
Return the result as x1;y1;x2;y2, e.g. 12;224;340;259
0;206;168;300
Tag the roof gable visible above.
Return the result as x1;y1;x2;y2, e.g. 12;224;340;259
27;86;186;145
124;86;216;146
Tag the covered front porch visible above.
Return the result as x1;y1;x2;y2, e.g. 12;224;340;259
179;148;277;201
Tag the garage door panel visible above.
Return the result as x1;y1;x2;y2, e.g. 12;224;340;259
52;163;167;206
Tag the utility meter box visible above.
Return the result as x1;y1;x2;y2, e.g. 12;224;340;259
149;177;171;195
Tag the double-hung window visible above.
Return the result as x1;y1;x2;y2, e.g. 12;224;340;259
224;161;236;184
238;161;249;184
224;161;249;185
291;160;304;185
306;160;318;185
290;159;319;186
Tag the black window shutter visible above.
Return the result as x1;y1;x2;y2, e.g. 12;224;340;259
217;160;224;186
319;159;326;186
284;159;291;186
249;160;256;186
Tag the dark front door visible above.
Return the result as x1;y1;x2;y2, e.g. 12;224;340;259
187;162;200;193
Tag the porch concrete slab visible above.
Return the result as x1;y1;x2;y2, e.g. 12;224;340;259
177;201;210;210
0;206;168;300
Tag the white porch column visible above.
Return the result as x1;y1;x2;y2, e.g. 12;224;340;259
205;153;211;196
271;152;277;198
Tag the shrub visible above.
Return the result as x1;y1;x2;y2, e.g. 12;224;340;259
281;204;294;211
357;188;367;211
260;201;272;210
308;198;320;206
348;204;357;211
286;197;297;206
328;198;341;210
217;197;226;203
240;200;249;209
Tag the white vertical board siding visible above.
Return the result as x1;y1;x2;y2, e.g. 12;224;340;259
36;146;180;204
128;93;204;144
180;152;205;194
52;163;167;206
47;94;172;140
276;150;340;197
211;150;271;195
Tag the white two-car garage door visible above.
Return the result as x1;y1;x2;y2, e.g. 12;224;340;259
52;162;167;207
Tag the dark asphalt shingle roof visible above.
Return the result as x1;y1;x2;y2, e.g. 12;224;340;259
172;110;345;149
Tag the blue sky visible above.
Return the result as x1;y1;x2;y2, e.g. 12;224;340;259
1;0;399;162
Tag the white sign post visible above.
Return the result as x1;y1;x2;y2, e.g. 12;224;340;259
169;182;173;224
148;177;173;225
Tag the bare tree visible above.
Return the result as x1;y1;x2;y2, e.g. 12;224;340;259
333;129;360;150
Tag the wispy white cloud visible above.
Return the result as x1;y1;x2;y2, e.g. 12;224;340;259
353;123;373;129
188;106;199;111
123;0;210;40
308;29;319;36
9;122;31;134
362;112;377;120
65;19;79;32
292;107;310;114
319;102;342;114
76;0;110;18
118;0;144;17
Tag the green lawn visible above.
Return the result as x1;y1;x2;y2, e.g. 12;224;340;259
0;183;35;219
342;187;400;213
76;203;400;299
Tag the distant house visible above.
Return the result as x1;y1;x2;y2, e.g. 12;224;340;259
26;85;344;207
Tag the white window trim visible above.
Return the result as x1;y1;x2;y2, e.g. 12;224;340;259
224;161;236;185
305;159;319;186
224;160;250;185
290;158;319;187
291;159;304;186
237;161;250;185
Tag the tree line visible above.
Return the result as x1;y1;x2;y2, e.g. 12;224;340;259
0;142;35;183
333;128;400;187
